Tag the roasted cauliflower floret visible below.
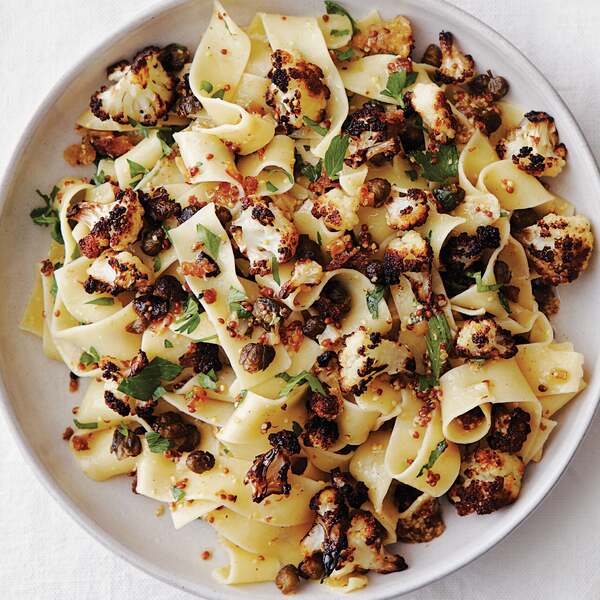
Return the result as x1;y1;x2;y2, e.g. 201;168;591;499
90;47;175;126
85;250;151;295
454;317;517;360
448;447;524;516
265;49;330;133
231;196;299;276
279;259;324;299
337;510;407;575
440;225;500;275
301;486;350;576
351;16;413;57
396;493;445;544
516;213;593;285
339;328;415;394
487;405;531;454
342;101;404;168
496;111;567;177
301;416;339;450
311;188;360;232
330;468;369;509
409;83;456;144
434;31;475;84
307;387;343;422
252;296;291;332
76;188;145;258
244;430;300;504
385;188;431;231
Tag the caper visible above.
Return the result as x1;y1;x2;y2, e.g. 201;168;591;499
302;315;326;339
159;43;191;72
488;75;510;100
365;177;391;207
275;565;300;595
154;275;187;304
493;260;512;285
298;556;325;580
110;426;142;460
295;234;323;264
479;109;502;135
141;227;165;256
186;450;216;474
132;293;169;322
239;343;276;373
469;72;491;95
421;44;442;67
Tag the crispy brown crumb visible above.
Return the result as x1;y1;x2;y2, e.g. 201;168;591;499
62;426;74;441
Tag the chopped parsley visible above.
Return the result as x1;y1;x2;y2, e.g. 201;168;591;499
303;116;329;136
195;334;219;343
466;271;503;293
228;286;252;319
330;28;350;37
266;181;279;193
145;431;172;453
277;371;326;397
127;159;148;182
498;289;511;313
153;256;162;273
366;284;386;319
317;231;323;246
409;144;459;183
212;89;226;100
381;69;418;108
324;134;350;180
164;339;174;349
152;386;167;401
196;223;221;258
79;346;100;366
295;152;323;183
196;369;218;391
85;297;114;306
171;486;186;503
424;313;453;385
417;440;448;477
335;47;355;61
199;80;213;94
73;418;98;430
91;171;106;186
30;187;63;244
50;273;58;297
271;255;281;285
324;0;359;34
117;357;183;401
174;296;202;334
117;422;129;436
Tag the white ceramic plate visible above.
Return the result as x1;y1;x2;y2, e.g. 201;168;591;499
1;1;598;598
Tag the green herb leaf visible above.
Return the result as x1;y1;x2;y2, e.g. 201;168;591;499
196;369;218;390
174;296;201;334
153;256;162;273
50;274;58;297
127;159;148;181
292;421;303;436
31;188;63;244
145;431;172;453
499;210;510;218
152;386;167;401
317;231;323;246
164;339;174;349
73;418;98;430
303;116;329;136
199;80;214;94
466;271;503;293
409;144;459;183
498;289;511;313
324;134;350;180
295;152;323;183
195;334;219;343
158;136;172;157
85;297;115;306
366;284;386;319
330;28;350;37
284;170;294;184
381;69;418;107
335;47;355;61
171;486;186;503
405;169;418;182
277;371;326;397
118;357;183;401
271;255;281;285
425;313;453;384
228;286;252;319
266;181;279;193
79;346;100;366
212;89;225;100
417;374;437;391
196;224;221;258
117;421;129;436
324;0;359;34
91;171;106;186
417;440;448;477
238;389;248;403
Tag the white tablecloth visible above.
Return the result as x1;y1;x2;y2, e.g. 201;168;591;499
1;1;600;598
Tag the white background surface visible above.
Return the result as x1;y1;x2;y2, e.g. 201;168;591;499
1;1;600;599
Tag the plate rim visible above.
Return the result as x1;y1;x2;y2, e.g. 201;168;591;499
1;0;599;598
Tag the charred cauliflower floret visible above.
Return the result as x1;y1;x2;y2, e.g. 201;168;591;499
385;188;431;231
434;31;475;84
231;197;299;276
339;328;415;394
351;16;413;57
516;213;593;285
342;101;404;168
487;405;531;454
338;510;407;575
90;46;175;126
307;387;343;422
301;487;349;576
244;429;301;504
311;188;360;232
279;258;324;299
76;188;145;258
266;49;330;133
454;317;517;360
85;250;151;295
330;468;369;509
301;416;339;450
448;447;524;516
409;83;456;144
496;111;567;177
252;296;291;331
440;225;500;275
396;493;445;544
383;231;433;303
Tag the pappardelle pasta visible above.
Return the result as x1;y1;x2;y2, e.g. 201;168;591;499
21;1;593;594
